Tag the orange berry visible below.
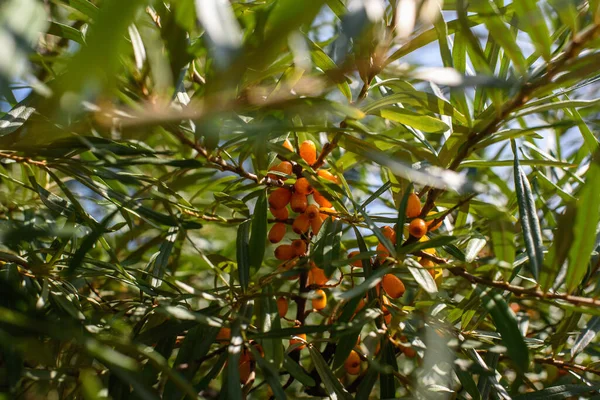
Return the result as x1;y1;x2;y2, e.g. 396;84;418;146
382;301;392;324
425;211;443;231
277;296;288;318
406;193;421;218
348;251;363;268
270;206;289;221
294;177;313;195
381;225;397;245
408;218;427;239
268;222;286;243
283;139;294;152
269;188;292;209
419;258;435;268
290;333;307;350
274;244;295;260
292;213;310;234
312;190;332;208
299;140;317;165
344;350;361;375
382;274;405;299
290;193;308;213
308;266;328;286
291;239;307;256
305;204;320;220
216;327;231;342
311;214;325;235
312;289;327;310
317;169;339;184
268;161;293;180
402;346;416;358
239;359;252;384
356;298;365;313
376;242;390;261
510;302;520;314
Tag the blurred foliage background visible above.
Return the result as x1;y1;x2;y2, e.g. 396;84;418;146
1;0;600;399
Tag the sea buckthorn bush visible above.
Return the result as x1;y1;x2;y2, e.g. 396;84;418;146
1;0;600;399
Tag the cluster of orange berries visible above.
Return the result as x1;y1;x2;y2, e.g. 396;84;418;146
267;139;338;317
268;139;339;262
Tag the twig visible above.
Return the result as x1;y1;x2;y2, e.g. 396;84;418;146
534;357;600;377
417;22;600;217
418;253;600;308
172;129;289;188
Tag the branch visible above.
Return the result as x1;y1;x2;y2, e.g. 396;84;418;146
418;22;600;216
172;129;289;188
534;357;600;377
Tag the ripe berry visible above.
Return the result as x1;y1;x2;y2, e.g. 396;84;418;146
312;289;327;310
290;193;308;213
268;223;286;243
308;266;328;286
406;193;421;218
381;225;396;245
270;206;289;221
268;161;293;180
312;190;332;208
408;218;427;239
317;169;339;184
269;188;292;209
274;244;295;260
305;204;320;220
299;140;317;165
376;242;390;261
382;274;405;299
292;213;310;234
381;296;392;324
426;211;443;231
216;327;231;342
283;139;294;152
277;296;288;318
290;333;307;350
239;359;252;384
510;302;520;314
291;239;307;256
344;350;361;375
347;251;363;268
311;214;326;235
294;177;313;195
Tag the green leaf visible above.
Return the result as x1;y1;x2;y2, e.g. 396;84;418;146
283;355;315;387
514;384;600;400
478;289;529;374
379;339;397;398
489;217;516;274
513;0;552;61
226;319;243;400
149;228;177;288
69;0;99;19
405;258;438;295
0;99;36;137
395;185;412;255
512;142;544;280
47;21;85;44
571;315;600;358
249;191;267;271
236;220;251;293
565;154;600;292
308;344;353;400
249;347;286;400
377;108;449;133
257;286;284;370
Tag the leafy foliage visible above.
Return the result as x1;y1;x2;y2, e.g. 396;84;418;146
1;0;600;399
